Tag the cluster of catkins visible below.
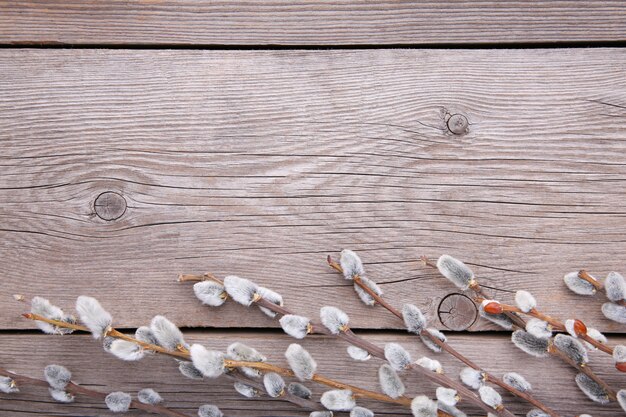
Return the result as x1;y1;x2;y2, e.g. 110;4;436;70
564;270;626;324
435;254;626;411
20;296;226;417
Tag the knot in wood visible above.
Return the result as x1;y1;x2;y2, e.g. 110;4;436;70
447;113;469;135
94;191;126;221
437;293;478;330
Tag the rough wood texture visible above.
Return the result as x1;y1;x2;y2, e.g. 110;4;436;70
1;48;626;333
1;1;626;46
0;332;623;416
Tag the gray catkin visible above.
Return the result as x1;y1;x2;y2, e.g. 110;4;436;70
436;255;474;290
553;334;588;365
602;302;626;324
76;296;113;339
285;344;317;381
503;372;532;392
44;365;71;390
150;315;186;351
105;391;132;413
605;271;626;302
138;388;163;405
378;364;405;399
420;328;446;353
288;382;312;399
511;330;550;358
575;373;610;404
402;304;427;334
384;343;412;371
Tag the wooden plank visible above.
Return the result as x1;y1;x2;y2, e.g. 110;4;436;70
1;49;626;332
1;1;626;46
0;332;623;416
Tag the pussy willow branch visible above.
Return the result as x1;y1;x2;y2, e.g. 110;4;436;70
0;369;191;417
476;297;614;356
21;313;409;411
421;257;619;402
578;270;626;307
327;256;561;417
181;274;514;417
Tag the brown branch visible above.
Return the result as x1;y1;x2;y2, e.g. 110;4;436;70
328;256;561;417
184;273;514;417
0;369;191;417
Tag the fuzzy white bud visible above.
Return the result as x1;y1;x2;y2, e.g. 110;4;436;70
310;412;333;417
285;344;317;381
384;343;412;371
76;296;112;339
618;389;626;412
354;276;383;306
320;306;350;334
460;367;485;389
0;377;18;394
511;330;550;358
340;249;365;280
347;345;371;361
378;364;405;399
526;410;550;417
436;387;458;407
138;388;163;405
190;344;225;378
515;290;536;313
263;372;285;397
503;372;532;392
479;386;502;409
415;357;442;373
602;302;626;323
193;281;227;307
49;388;74;403
402;304;427;334
554;334;588;365
321;389;356;411
411;395;437;417
135;326;159;346
605;271;626;302
150;315;187;351
437;402;467;417
44;364;71;390
227;342;266;362
179;361;204;380
279;314;311;339
256;286;283;318
223;275;259;306
420;328;446;353
288;382;312;399
109;339;145;361
30;297;75;335
584;328;607;351
198;404;223;417
563;271;596;296
525;318;552;339
350;406;374;417
105;391;131;412
234;382;259;398
575;373;610;404
437;255;474;290
613;345;626;363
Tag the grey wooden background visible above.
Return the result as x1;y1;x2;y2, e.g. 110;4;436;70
1;2;625;416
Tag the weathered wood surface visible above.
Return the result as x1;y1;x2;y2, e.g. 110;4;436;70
1;1;626;46
0;332;624;416
2;48;626;333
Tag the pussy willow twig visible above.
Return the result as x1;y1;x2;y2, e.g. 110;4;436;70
578;270;626;307
0;368;191;417
327;255;561;417
180;273;515;417
420;256;619;402
21;312;412;411
478;297;615;356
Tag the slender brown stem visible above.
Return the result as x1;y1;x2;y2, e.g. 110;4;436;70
578;270;604;291
329;256;561;417
0;369;191;417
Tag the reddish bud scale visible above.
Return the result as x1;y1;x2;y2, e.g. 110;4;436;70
573;319;587;337
483;302;503;314
616;362;626;373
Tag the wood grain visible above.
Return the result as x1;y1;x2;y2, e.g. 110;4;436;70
1;1;626;46
1;49;626;333
0;332;623;416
